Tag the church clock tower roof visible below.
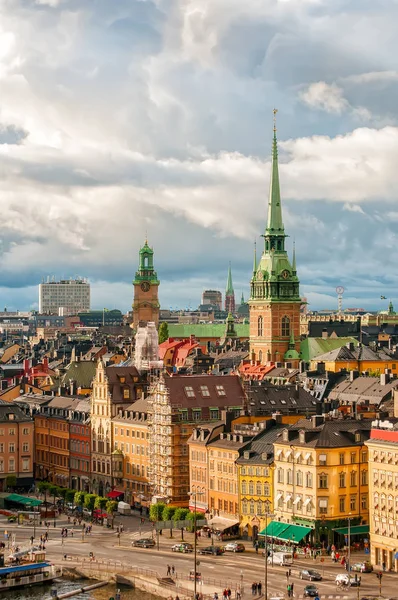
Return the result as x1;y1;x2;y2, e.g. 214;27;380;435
266;113;285;238
226;263;234;294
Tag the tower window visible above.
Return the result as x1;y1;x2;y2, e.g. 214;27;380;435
258;350;263;363
281;316;290;337
257;316;263;336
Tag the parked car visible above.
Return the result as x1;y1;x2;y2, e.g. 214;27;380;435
132;538;155;548
171;543;193;553
351;562;373;573
304;584;319;597
224;542;245;553
336;574;361;587
300;569;322;581
199;545;224;555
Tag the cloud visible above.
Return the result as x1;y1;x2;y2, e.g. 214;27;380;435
300;82;349;114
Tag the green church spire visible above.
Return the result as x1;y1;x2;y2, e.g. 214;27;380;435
265;109;285;241
226;262;234;294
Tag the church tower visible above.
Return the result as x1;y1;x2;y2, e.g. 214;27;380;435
132;240;160;330
248;112;301;365
225;263;236;314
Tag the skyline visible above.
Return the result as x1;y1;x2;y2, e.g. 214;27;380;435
0;1;397;313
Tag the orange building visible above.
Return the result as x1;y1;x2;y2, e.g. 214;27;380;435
112;398;150;505
0;402;34;492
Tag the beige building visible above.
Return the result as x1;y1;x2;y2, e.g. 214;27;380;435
0;401;34;492
39;278;90;315
366;423;398;572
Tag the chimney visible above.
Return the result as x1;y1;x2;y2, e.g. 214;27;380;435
380;371;390;386
311;415;325;428
322;328;328;339
346;342;355;351
349;370;359;382
272;412;282;424
394;389;398;419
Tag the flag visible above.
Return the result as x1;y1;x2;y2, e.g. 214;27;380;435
380;295;387;300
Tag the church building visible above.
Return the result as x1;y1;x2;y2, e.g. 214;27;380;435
249;115;301;365
132;240;160;330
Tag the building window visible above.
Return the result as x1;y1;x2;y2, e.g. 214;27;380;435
339;472;346;488
306;472;313;488
281;316;290;337
350;496;356;511
192;410;201;421
123;388;130;399
250;501;255;515
318;473;328;489
22;458;30;471
249;481;254;495
200;386;210;397
351;452;356;464
22;443;29;452
242;501;247;514
210;409;219;420
339;497;345;512
242;481;247;494
180;410;188;421
339;453;345;465
287;469;293;485
264;483;270;496
216;385;226;396
296;470;303;486
184;386;195;398
256;481;262;495
277;468;284;484
319;454;327;466
350;471;357;487
258;350;263;363
9;443;15;453
23;428;29;435
9;458;15;472
319;498;328;514
361;495;367;510
258;316;263;336
361;470;368;486
361;451;367;463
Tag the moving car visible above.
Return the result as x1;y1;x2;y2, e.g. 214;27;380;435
351;562;373;573
132;538;155;548
268;552;293;566
171;543;193;553
224;542;245;553
300;569;322;581
304;584;319;597
199;545;224;555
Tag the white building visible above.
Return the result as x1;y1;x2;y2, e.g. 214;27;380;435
39;278;90;315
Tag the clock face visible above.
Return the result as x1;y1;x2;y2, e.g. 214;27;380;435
281;269;290;279
141;282;150;292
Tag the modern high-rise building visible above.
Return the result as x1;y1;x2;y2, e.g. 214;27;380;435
202;290;222;310
249;115;301;365
39;278;90;315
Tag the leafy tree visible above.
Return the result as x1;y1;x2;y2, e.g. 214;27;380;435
84;494;97;513
172;508;189;522
186;511;203;532
149;502;166;522
37;482;50;494
65;489;76;503
94;496;108;510
5;475;16;490
106;500;118;515
162;505;177;521
74;491;86;507
158;322;169;344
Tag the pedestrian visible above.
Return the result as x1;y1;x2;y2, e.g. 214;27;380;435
291;582;294;596
213;594;218;600
237;591;241;600
167;564;171;576
175;596;180;600
287;584;291;598
382;561;386;572
253;582;258;595
223;590;228;599
30;536;34;544
257;582;262;595
255;541;259;554
227;588;231;599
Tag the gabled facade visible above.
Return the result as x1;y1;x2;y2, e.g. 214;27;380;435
249;118;301;365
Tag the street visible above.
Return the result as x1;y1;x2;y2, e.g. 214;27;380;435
0;512;395;599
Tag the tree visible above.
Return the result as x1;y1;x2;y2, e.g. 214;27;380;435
5;475;17;490
94;496;108;510
84;493;97;514
172;507;189;522
74;491;86;508
65;489;76;503
37;482;50;494
106;500;118;515
149;502;166;522
187;511;203;532
158;322;169;344
162;505;177;521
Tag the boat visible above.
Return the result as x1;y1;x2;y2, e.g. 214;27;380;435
0;550;58;591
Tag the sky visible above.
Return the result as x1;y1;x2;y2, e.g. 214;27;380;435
1;0;398;314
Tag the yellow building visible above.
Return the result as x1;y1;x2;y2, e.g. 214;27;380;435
365;424;398;572
272;416;371;545
236;421;284;539
310;343;398;376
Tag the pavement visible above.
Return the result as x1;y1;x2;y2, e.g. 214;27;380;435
0;510;394;600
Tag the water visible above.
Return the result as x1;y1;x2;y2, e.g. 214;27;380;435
0;579;161;600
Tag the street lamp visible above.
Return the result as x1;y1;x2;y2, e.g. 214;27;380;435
189;490;204;600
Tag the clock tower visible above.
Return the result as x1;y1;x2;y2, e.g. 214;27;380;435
248;113;301;366
132;239;160;330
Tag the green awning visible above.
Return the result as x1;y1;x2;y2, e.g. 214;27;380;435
259;520;289;538
277;524;312;543
6;494;42;506
333;525;369;536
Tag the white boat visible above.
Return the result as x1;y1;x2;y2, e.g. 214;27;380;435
0;551;57;591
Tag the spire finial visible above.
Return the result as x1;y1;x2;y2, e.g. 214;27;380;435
253;240;257;274
273;108;278;133
292;239;296;272
145;230;148;245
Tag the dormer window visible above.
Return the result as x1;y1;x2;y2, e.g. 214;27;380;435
120;376;126;383
123;388;130;399
355;433;361;442
216;385;226;396
184;386;195;398
200;386;210;397
299;430;305;444
283;429;289;442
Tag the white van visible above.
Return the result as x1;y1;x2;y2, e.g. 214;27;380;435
268;552;293;566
